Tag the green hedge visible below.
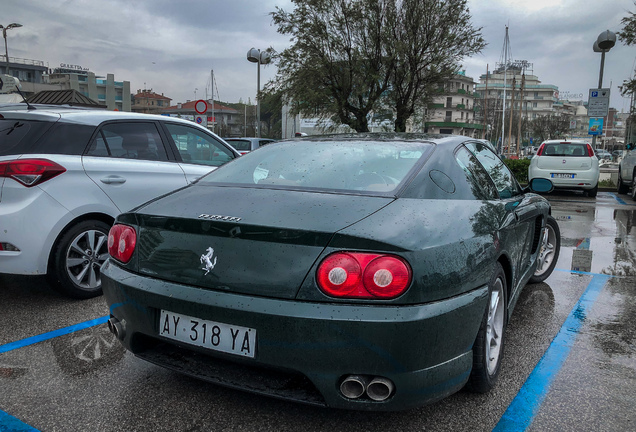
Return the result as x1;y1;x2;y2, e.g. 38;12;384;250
503;159;531;184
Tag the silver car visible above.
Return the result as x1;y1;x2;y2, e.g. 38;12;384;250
224;137;276;155
617;142;636;200
0;106;239;298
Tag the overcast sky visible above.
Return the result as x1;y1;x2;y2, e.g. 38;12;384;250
2;0;634;112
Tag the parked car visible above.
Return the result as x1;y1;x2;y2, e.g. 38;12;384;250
224;137;276;155
528;139;600;197
595;148;613;161
612;149;624;160
0;106;239;298
617;142;636;200
102;134;560;411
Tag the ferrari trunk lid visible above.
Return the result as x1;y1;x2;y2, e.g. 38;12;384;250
132;185;394;299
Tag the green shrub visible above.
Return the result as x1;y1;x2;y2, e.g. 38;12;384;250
503;159;531;184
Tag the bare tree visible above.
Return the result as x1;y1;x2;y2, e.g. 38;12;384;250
388;0;485;132
270;0;484;132
530;114;572;143
271;0;394;132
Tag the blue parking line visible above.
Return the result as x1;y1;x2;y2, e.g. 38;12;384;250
609;192;627;205
0;316;108;432
0;410;40;432
493;273;611;431
0;315;108;354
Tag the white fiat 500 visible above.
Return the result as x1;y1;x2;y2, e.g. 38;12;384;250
528;139;600;197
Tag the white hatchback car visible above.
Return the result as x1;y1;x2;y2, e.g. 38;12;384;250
0;106;239;298
528;139;600;197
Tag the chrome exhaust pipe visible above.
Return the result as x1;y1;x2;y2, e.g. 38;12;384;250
107;316;125;341
366;377;394;401
340;375;368;399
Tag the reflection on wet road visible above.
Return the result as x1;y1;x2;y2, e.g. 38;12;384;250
551;192;636;276
513;192;636;432
0;192;635;432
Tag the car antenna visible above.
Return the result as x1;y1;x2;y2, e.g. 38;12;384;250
15;85;36;110
0;75;36;110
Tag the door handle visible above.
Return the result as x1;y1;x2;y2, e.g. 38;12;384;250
100;176;126;185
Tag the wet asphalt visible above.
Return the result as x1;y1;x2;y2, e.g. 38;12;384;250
0;191;635;432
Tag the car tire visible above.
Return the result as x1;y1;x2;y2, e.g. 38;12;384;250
48;220;110;299
528;216;561;284
617;169;629;194
466;262;507;393
632;171;636;202
585;184;598;198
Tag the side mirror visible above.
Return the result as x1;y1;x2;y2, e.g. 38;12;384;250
528;178;554;193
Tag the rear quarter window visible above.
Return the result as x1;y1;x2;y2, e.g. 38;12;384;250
31;122;96;155
0;119;54;156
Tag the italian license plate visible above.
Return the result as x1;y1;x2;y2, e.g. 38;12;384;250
551;173;575;178
159;310;256;358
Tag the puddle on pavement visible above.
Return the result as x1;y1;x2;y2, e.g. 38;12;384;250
552;205;636;276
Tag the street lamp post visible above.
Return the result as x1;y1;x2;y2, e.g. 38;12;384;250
591;30;616;150
247;47;271;138
1;23;22;76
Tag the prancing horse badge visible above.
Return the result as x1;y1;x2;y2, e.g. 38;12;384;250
200;247;217;275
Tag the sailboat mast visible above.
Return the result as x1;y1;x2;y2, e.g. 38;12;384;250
211;69;215;134
500;26;512;155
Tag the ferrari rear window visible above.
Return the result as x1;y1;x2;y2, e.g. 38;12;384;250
542;143;589;157
199;140;432;194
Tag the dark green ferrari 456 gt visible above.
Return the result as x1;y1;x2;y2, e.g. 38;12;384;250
102;134;560;411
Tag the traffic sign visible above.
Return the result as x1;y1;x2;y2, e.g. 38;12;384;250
195;114;207;126
588;88;610;118
194;99;208;114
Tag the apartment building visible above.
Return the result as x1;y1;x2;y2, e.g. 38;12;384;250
0;56;53;101
132;89;172;114
424;71;483;137
475;66;559;121
48;68;131;111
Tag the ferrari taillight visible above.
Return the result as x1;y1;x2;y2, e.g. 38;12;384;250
0;159;66;187
108;224;137;264
536;144;545;156
316;252;412;299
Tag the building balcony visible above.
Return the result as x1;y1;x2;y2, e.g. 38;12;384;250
0;55;45;67
426;120;484;130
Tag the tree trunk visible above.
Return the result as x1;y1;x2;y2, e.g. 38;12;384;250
394;104;412;132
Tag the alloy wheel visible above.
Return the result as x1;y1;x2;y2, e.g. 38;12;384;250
65;229;109;289
486;277;505;375
534;224;556;277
